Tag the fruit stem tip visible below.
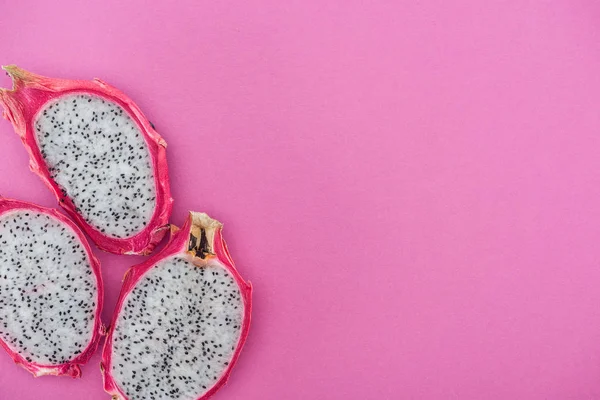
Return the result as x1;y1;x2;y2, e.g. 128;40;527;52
2;65;23;81
190;212;222;230
187;212;222;260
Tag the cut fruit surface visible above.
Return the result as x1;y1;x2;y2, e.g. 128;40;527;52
0;66;173;255
101;212;252;400
0;198;104;377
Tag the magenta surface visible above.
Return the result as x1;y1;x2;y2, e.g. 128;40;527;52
2;1;600;399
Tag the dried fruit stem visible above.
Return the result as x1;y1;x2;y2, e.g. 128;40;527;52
188;212;223;259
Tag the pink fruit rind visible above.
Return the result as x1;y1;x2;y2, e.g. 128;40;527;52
0;65;174;255
0;197;105;378
100;212;252;400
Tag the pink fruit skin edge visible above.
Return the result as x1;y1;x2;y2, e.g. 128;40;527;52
0;65;174;255
100;213;253;400
0;197;105;378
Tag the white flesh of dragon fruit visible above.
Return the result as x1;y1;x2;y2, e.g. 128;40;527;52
0;211;98;366
35;94;156;238
111;256;243;399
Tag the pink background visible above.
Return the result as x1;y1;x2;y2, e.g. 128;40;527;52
1;0;600;399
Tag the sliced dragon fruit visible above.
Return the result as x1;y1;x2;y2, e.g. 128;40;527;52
0;66;173;255
101;212;252;400
0;197;104;377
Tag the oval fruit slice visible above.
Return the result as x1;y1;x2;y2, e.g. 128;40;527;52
0;197;104;377
102;212;252;399
0;66;173;255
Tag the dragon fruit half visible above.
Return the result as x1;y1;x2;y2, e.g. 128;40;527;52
0;66;173;255
101;212;252;400
0;197;104;377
